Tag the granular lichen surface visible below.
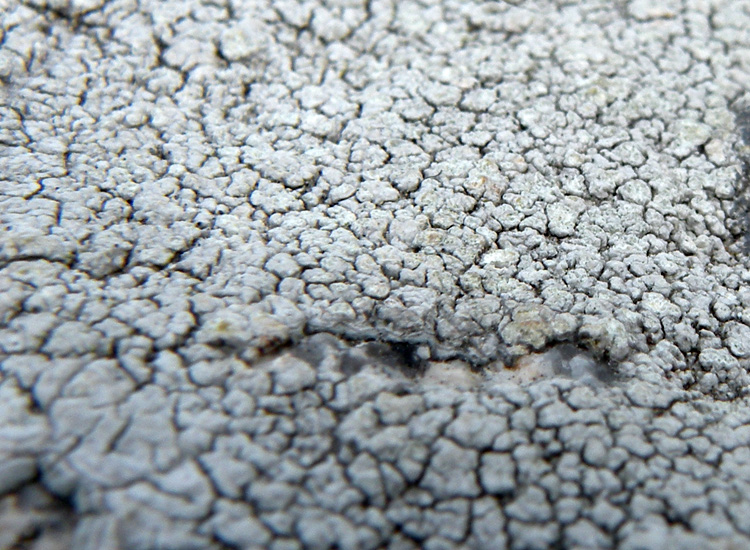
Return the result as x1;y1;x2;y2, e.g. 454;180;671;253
3;0;750;548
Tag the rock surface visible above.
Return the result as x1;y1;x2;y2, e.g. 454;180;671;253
3;0;750;547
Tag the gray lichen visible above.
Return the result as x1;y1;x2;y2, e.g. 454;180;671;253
5;0;750;548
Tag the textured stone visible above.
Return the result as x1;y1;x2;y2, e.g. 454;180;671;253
5;1;750;548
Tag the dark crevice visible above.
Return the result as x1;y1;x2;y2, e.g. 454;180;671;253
1;479;78;550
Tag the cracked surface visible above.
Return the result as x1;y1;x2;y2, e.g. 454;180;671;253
4;0;750;547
